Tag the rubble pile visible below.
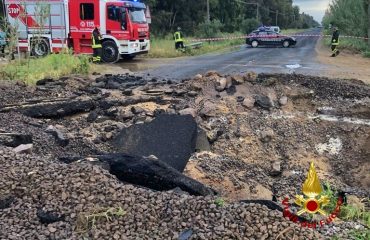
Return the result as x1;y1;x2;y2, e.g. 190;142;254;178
0;71;369;239
0;147;321;239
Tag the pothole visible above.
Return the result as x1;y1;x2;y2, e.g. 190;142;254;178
0;72;369;239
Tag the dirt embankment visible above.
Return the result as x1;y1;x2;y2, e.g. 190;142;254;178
316;38;370;84
0;72;369;239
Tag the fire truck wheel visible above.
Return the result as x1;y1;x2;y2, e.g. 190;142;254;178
31;39;50;57
102;41;119;63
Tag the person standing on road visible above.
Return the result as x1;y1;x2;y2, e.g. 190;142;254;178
331;26;340;57
0;28;6;57
91;25;102;63
174;27;185;50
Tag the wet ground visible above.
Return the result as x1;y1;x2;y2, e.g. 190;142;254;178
114;29;328;80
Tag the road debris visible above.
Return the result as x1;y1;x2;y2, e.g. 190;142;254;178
0;71;369;239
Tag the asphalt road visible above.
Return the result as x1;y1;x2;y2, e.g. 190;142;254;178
119;28;327;80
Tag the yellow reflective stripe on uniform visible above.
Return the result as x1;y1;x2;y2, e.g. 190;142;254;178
174;32;183;42
332;39;339;45
91;34;102;48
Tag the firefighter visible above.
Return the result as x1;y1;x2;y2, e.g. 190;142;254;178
0;27;6;57
174;27;184;50
5;21;15;60
331;26;340;57
91;25;102;63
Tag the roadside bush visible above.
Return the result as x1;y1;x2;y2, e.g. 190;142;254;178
363;51;370;58
240;18;259;34
196;20;224;38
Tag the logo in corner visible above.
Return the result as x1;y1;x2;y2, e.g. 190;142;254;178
282;162;343;228
295;162;330;216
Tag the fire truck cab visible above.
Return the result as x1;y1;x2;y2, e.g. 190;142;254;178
4;0;150;62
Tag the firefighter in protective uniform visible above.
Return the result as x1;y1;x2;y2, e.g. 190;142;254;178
174;27;184;50
92;25;102;63
331;27;340;57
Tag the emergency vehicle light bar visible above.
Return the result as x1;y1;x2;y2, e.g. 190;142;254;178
119;0;146;8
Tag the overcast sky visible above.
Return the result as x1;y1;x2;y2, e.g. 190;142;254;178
293;0;331;22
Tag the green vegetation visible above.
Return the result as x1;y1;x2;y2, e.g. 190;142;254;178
347;229;370;240
321;182;370;228
281;28;310;35
0;52;92;84
322;0;370;57
331;229;370;240
322;182;370;240
214;198;225;207
147;0;318;37
323;35;370;57
77;207;126;232
148;34;243;58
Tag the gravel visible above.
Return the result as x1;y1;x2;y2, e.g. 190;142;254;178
0;147;322;239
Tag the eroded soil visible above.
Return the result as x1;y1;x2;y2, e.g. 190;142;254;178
1;72;369;202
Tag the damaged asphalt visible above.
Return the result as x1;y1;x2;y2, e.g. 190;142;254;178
0;71;369;239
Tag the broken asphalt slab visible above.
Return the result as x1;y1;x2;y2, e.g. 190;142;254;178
60;153;216;196
0;133;32;147
113;114;198;172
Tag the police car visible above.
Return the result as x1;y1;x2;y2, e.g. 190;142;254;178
246;30;297;48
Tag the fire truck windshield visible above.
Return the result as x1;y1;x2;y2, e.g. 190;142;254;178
129;8;146;23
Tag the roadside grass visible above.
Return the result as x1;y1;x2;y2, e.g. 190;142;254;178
281;28;310;35
148;35;244;58
323;32;370;58
0;52;92;84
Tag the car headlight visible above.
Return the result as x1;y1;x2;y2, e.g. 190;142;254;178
131;43;139;48
291;37;296;41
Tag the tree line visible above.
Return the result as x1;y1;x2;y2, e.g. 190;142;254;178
0;0;319;38
144;0;319;37
322;0;370;45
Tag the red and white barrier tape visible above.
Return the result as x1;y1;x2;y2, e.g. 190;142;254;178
188;34;369;42
0;34;368;44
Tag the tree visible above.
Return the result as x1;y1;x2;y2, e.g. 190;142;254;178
368;0;370;46
322;0;367;37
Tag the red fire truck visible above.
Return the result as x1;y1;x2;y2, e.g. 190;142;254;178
4;0;150;62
